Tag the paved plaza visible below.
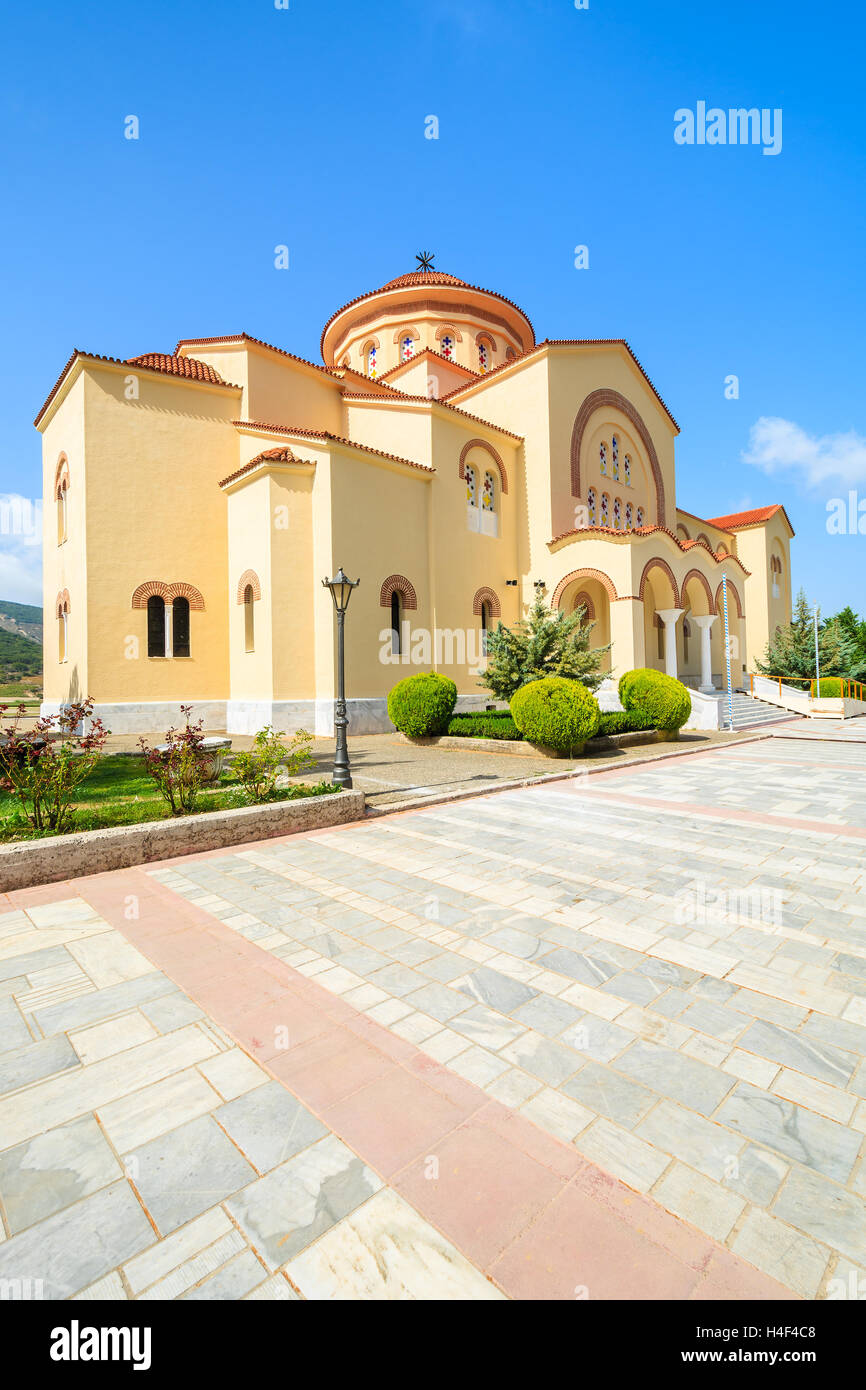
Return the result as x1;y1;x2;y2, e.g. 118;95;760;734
1;731;866;1299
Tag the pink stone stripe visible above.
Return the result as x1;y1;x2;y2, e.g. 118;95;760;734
562;781;866;839
70;864;795;1301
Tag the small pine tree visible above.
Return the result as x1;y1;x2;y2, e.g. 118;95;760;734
755;588;857;680
481;594;610;701
827;605;866;679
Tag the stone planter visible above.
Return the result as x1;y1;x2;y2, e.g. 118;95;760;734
0;788;365;892
154;735;233;783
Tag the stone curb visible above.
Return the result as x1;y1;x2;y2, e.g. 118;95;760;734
0;789;365;892
365;731;771;817
397;729;663;758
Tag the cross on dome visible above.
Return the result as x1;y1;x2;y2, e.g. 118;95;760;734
415;251;435;271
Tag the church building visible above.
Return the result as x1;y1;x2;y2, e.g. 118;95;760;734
38;258;794;733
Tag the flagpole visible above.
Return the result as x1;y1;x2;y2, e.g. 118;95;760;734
722;573;734;730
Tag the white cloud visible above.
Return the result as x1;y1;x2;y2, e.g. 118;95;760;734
742;417;866;489
0;493;43;604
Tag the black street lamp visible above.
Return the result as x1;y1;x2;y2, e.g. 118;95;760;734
322;568;360;789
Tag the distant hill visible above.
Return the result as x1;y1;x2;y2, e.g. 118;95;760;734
0;600;42;646
0;630;42;681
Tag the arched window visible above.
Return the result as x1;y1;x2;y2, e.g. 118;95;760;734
244;584;255;653
636;506;646;527
172;597;190;658
58;602;69;663
683;618;691;663
655;612;664;661
613;497;622;530
505;346;516;362
612;435;620;482
147;595;166;657
599;442;608;476
480;600;492;655
624;455;632;486
441;335;454;360
482;471;495;512
587;487;597;525
57;480;68;545
625;501;633;530
390;589;402;657
366;343;378;378
478;341;489;373
601;492;610;525
465;464;477;507
401;335;415;362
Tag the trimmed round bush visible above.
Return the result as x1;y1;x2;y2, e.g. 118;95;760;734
387;673;457;737
510;677;600;755
812;677;843;697
618;667;691;732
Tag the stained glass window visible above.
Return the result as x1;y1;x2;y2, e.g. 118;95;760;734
625;501;633;530
367;344;377;378
601;492;610;524
401;335;415;362
479;342;489;373
599;442;607;476
441;335;454;360
587;487;597;525
613;497;622;530
465;464;477;507
624;455;631;486
612;436;619;481
482;471;495;511
636;506;645;527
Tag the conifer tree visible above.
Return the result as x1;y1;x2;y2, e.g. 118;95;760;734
481;594;610;701
755;589;857;680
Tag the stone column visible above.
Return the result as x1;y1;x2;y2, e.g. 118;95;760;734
691;614;718;692
656;608;684;679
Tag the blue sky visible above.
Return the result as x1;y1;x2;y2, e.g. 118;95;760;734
1;0;863;614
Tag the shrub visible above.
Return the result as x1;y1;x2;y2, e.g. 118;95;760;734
811;677;844;697
618;668;691;731
447;711;522;740
231;726;316;803
388;673;457;737
594;709;657;737
0;698;108;833
482;594;609;700
510;677;600;755
138;706;210;816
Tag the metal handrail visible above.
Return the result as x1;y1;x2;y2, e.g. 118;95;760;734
749;673;866;702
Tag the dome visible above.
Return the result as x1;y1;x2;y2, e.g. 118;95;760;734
320;259;535;377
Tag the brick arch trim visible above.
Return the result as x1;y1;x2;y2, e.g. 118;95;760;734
715;579;744;619
54;454;70;499
680;568;715;613
570;388;667;528
379;574;418;610
131;581;205;611
472;586;501;618
55;588;70;617
638;558;680;608
393;325;421;345
435;324;463;343
573;590;596;620
236;569;262;604
458;439;508;495
552;567;618;610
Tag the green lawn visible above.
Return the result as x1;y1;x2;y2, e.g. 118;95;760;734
0;755;337;842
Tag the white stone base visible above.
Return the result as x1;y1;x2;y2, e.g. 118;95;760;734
41;700;228;735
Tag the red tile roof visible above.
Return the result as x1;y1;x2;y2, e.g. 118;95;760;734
231;421;435;474
34;349;242;427
706;504;791;532
127;352;225;384
547;523;751;574
219;446;314;488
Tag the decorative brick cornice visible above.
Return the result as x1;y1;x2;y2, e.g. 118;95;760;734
458;438;508;495
570;388;667;529
236;570;262;604
552;568;618;609
379;574;418;610
472;586;501;618
131;581;205;611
